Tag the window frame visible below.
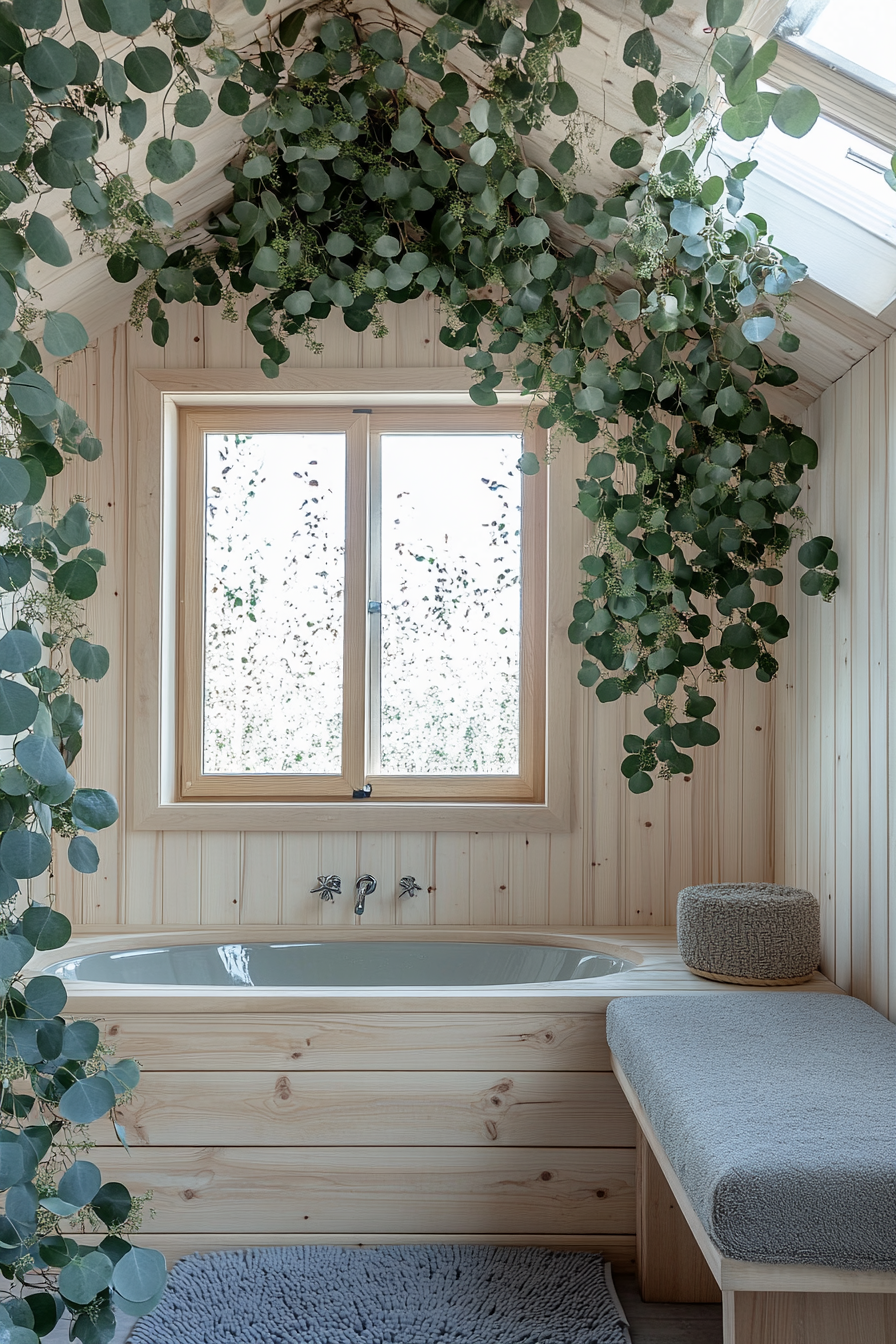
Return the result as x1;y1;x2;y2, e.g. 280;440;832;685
177;403;546;804
128;368;575;833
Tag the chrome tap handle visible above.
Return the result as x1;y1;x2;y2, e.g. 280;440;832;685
399;876;422;898
354;874;377;916
311;874;341;902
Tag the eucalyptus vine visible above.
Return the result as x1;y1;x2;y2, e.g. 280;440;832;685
97;0;839;791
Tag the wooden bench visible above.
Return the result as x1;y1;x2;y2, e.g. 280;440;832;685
607;993;896;1344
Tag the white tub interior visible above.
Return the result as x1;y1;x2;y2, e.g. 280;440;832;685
46;941;633;988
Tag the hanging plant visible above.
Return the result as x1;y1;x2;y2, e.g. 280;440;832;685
104;0;839;791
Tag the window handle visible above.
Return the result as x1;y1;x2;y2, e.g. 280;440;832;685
399;876;422;898
367;600;381;614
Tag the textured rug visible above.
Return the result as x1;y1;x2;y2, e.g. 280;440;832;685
127;1244;631;1343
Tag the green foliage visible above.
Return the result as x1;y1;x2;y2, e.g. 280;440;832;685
0;0;190;1335
0;0;846;867
68;0;836;793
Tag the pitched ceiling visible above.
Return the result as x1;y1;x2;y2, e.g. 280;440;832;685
35;0;894;414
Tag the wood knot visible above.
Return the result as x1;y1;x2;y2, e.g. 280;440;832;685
543;1031;554;1043
485;1120;498;1141
275;1076;292;1100
108;1025;119;1036
595;1189;607;1199
183;1189;196;1200
540;1171;552;1182
493;1079;512;1093
291;1051;303;1060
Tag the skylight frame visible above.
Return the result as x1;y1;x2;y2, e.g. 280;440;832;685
773;0;896;101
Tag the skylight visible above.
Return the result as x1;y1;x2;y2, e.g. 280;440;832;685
774;0;896;97
712;111;896;315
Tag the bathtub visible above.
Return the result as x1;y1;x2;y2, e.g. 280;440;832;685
47;938;633;988
37;927;825;1269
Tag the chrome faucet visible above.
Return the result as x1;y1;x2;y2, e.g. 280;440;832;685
354;874;377;916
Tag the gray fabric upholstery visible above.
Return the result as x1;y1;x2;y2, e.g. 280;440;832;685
606;992;896;1271
677;883;820;982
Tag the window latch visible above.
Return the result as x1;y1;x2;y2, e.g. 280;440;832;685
352;784;373;799
367;600;381;614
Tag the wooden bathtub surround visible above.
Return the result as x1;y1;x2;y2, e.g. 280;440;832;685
616;1062;896;1344
36;926;839;1269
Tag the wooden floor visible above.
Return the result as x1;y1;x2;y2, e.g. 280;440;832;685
616;1273;723;1344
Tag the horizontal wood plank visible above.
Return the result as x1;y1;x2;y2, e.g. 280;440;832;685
105;1070;633;1148
81;1232;639;1271
95;1146;635;1234
100;1012;612;1070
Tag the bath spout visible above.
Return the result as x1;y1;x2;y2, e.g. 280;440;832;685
354;874;377;917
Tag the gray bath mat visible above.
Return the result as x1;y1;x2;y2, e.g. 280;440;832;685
128;1244;631;1343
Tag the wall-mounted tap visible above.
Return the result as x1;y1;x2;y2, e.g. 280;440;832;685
311;875;341;902
354;874;377;917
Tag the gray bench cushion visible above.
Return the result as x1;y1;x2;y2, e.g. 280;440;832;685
606;992;896;1272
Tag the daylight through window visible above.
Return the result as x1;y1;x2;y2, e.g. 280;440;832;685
177;406;546;804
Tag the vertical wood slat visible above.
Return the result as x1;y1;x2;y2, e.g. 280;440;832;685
887;339;896;1024
780;336;895;1021
867;346;888;1019
66;300;786;936
849;360;872;1004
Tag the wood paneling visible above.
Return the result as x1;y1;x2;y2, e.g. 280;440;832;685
54;301;778;927
636;1131;721;1305
92;1145;635;1235
723;1291;896;1344
99;1011;613;1071
778;335;896;1022
87;1232;638;1269
106;1070;634;1148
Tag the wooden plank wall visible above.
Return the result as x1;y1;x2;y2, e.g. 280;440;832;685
51;300;776;929
777;335;896;1021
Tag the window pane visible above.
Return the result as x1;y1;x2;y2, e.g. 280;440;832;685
378;433;523;775
203;432;345;775
776;0;896;94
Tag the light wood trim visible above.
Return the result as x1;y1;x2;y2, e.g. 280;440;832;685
134;368;539;400
91;1145;636;1235
129;368;573;830
178;406;366;801
79;1232;639;1270
98;1011;615;1070
102;1070;634;1148
636;1128;721;1304
612;1057;896;1295
722;1287;896;1343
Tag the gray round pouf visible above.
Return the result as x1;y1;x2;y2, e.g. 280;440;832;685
677;883;821;985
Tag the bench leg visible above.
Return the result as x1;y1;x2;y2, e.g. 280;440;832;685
723;1290;896;1343
636;1128;721;1303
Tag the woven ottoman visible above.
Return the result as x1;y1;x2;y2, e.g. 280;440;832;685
677;883;821;985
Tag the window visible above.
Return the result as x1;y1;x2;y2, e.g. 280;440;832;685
177;405;546;804
713;110;896;314
774;0;896;98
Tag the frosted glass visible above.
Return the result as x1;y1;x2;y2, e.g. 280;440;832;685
203;432;345;774
378;433;523;775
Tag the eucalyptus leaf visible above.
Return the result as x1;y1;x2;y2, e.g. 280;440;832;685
25;213;71;267
0;830;52;880
43;311;89;357
771;84;820;138
146;137;196;184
